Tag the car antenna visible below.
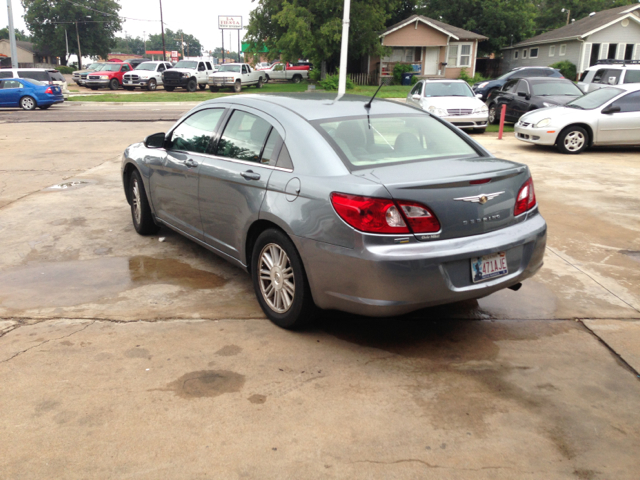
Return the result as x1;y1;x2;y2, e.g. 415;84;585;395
365;83;383;110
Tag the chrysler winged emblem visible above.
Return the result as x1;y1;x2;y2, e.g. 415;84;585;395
454;191;505;205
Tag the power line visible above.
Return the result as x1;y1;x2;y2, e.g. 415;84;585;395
59;0;168;24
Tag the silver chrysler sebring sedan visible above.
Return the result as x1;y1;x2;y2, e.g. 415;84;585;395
121;93;546;329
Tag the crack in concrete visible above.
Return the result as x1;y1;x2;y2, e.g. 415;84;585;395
352;459;514;471
578;320;640;381
0;321;95;364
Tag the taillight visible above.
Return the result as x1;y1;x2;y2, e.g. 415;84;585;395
514;178;536;216
45;87;53;94
331;193;440;235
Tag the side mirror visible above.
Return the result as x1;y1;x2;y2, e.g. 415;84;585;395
517;91;527;97
412;94;421;100
601;105;621;115
476;93;483;99
144;132;166;149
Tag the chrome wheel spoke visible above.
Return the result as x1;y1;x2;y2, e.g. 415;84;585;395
258;242;295;314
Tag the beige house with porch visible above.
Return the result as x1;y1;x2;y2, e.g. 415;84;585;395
367;15;487;81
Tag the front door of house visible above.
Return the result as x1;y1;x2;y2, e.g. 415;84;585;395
424;48;439;75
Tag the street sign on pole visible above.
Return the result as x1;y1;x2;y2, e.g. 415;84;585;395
171;51;179;62
218;16;242;29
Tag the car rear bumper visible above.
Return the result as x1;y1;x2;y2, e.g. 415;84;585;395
515;124;558;146
293;212;547;317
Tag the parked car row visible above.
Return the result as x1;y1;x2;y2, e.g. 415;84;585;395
0;77;64;110
0;67;69;99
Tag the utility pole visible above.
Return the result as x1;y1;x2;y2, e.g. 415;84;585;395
6;0;19;68
337;0;352;96
175;33;184;59
75;20;83;70
561;8;570;25
143;31;146;57
159;0;167;61
238;30;240;63
222;30;225;63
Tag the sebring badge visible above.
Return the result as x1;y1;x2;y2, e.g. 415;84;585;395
454;191;505;204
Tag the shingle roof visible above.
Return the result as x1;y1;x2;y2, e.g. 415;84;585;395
505;4;640;49
1;39;55;56
381;14;488;41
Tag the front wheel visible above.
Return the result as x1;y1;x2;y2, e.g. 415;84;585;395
129;170;160;235
488;104;500;124
186;78;197;92
109;78;119;90
251;229;317;329
233;80;242;93
557;126;588;154
147;79;157;91
20;96;36;111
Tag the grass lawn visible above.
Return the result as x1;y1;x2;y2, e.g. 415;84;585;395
486;124;515;133
69;82;413;102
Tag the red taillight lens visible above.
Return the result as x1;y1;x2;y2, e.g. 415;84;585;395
514;178;536;216
45;87;53;94
330;193;440;235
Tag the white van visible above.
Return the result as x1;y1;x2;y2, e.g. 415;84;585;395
577;60;640;93
0;68;70;99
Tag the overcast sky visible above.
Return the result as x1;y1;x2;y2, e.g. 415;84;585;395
2;0;258;53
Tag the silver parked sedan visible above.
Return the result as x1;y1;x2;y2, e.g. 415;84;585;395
121;93;546;329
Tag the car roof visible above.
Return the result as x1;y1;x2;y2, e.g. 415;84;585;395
423;79;467;83
525;77;573;83
586;64;640;70
200;93;417;122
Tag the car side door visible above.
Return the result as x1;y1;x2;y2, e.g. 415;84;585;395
197;62;206;83
0;80;12;106
596;91;640;145
148;108;226;239
156;62;166;82
0;80;24;106
512;79;532;120
493;79;518;120
271;64;285;80
241;64;252;84
198;108;281;260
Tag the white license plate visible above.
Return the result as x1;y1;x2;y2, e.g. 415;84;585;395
471;252;508;283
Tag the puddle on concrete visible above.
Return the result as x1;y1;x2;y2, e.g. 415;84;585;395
44;181;90;191
215;345;242;357
162;370;245;399
620;250;640;263
0;256;226;310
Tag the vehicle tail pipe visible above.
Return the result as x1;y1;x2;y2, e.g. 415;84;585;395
508;283;523;291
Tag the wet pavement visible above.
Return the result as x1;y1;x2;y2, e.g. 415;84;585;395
1;112;639;479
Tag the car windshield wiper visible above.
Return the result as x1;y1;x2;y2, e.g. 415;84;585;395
566;104;584;109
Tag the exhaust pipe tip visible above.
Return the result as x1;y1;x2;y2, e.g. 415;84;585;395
508;282;523;292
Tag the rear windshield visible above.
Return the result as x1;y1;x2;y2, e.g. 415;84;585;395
23;78;46;86
531;81;582;96
315;114;478;169
49;72;65;82
566;87;623;110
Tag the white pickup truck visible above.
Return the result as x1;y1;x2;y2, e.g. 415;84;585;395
264;63;309;83
161;60;216;92
207;63;265;92
123;61;173;91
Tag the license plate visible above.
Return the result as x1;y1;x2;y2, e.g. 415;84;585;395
471;252;508;283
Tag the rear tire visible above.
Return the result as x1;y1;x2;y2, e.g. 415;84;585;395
264;74;270;83
256;77;263;89
557;126;588;154
251;229;317;329
129;170;160;235
186;78;197;92
109;78;119;90
20;96;36;111
292;74;302;84
233;80;242;93
164;86;175;92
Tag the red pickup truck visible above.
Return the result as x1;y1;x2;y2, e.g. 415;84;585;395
85;62;133;90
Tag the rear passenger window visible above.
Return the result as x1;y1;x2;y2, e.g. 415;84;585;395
260;129;283;165
503;79;518;92
610;91;640;113
276;145;293;170
623;70;640;84
0;72;11;79
168;108;225;154
217;111;272;163
205;62;212;70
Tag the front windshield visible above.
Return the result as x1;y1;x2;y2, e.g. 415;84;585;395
87;63;100;70
135;63;157;71
423;82;473;97
218;65;241;73
174;61;197;69
316;114;477;169
531;81;582;96
566;87;623;110
101;64;122;72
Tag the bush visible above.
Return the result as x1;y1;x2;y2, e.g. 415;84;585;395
411;74;420;85
458;68;488;86
549;60;577;81
318;69;354;91
393;63;414;85
309;69;321;82
56;66;75;74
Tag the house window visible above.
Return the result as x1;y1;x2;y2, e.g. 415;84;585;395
625;44;634;60
514;50;519;59
559;44;566;56
523;49;528;59
608;44;618;59
530;48;539;58
549;45;555;57
382;47;419;63
448;43;472;67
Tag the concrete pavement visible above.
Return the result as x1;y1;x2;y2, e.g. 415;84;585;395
1;109;639;479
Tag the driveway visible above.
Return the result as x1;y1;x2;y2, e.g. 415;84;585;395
0;110;639;479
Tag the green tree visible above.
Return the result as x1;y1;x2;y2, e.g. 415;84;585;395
534;0;634;33
0;27;31;41
21;0;122;66
113;35;146;55
245;0;393;71
146;29;203;57
417;0;538;56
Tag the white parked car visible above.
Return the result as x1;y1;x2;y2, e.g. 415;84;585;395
515;84;640;154
407;79;489;133
123;61;173;91
577;60;640;93
208;63;265;92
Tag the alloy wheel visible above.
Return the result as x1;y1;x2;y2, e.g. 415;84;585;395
21;97;35;110
258;243;295;313
564;131;585;152
132;178;142;226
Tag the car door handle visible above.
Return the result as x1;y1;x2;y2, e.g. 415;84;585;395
184;159;198;168
241;170;261;181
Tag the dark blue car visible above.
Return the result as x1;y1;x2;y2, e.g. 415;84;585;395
0;77;64;110
472;67;563;101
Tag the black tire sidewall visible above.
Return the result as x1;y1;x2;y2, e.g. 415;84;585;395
187;79;197;92
557;126;588;154
251;229;314;329
109;79;119;90
129;170;159;235
234;81;241;93
488;105;498;124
